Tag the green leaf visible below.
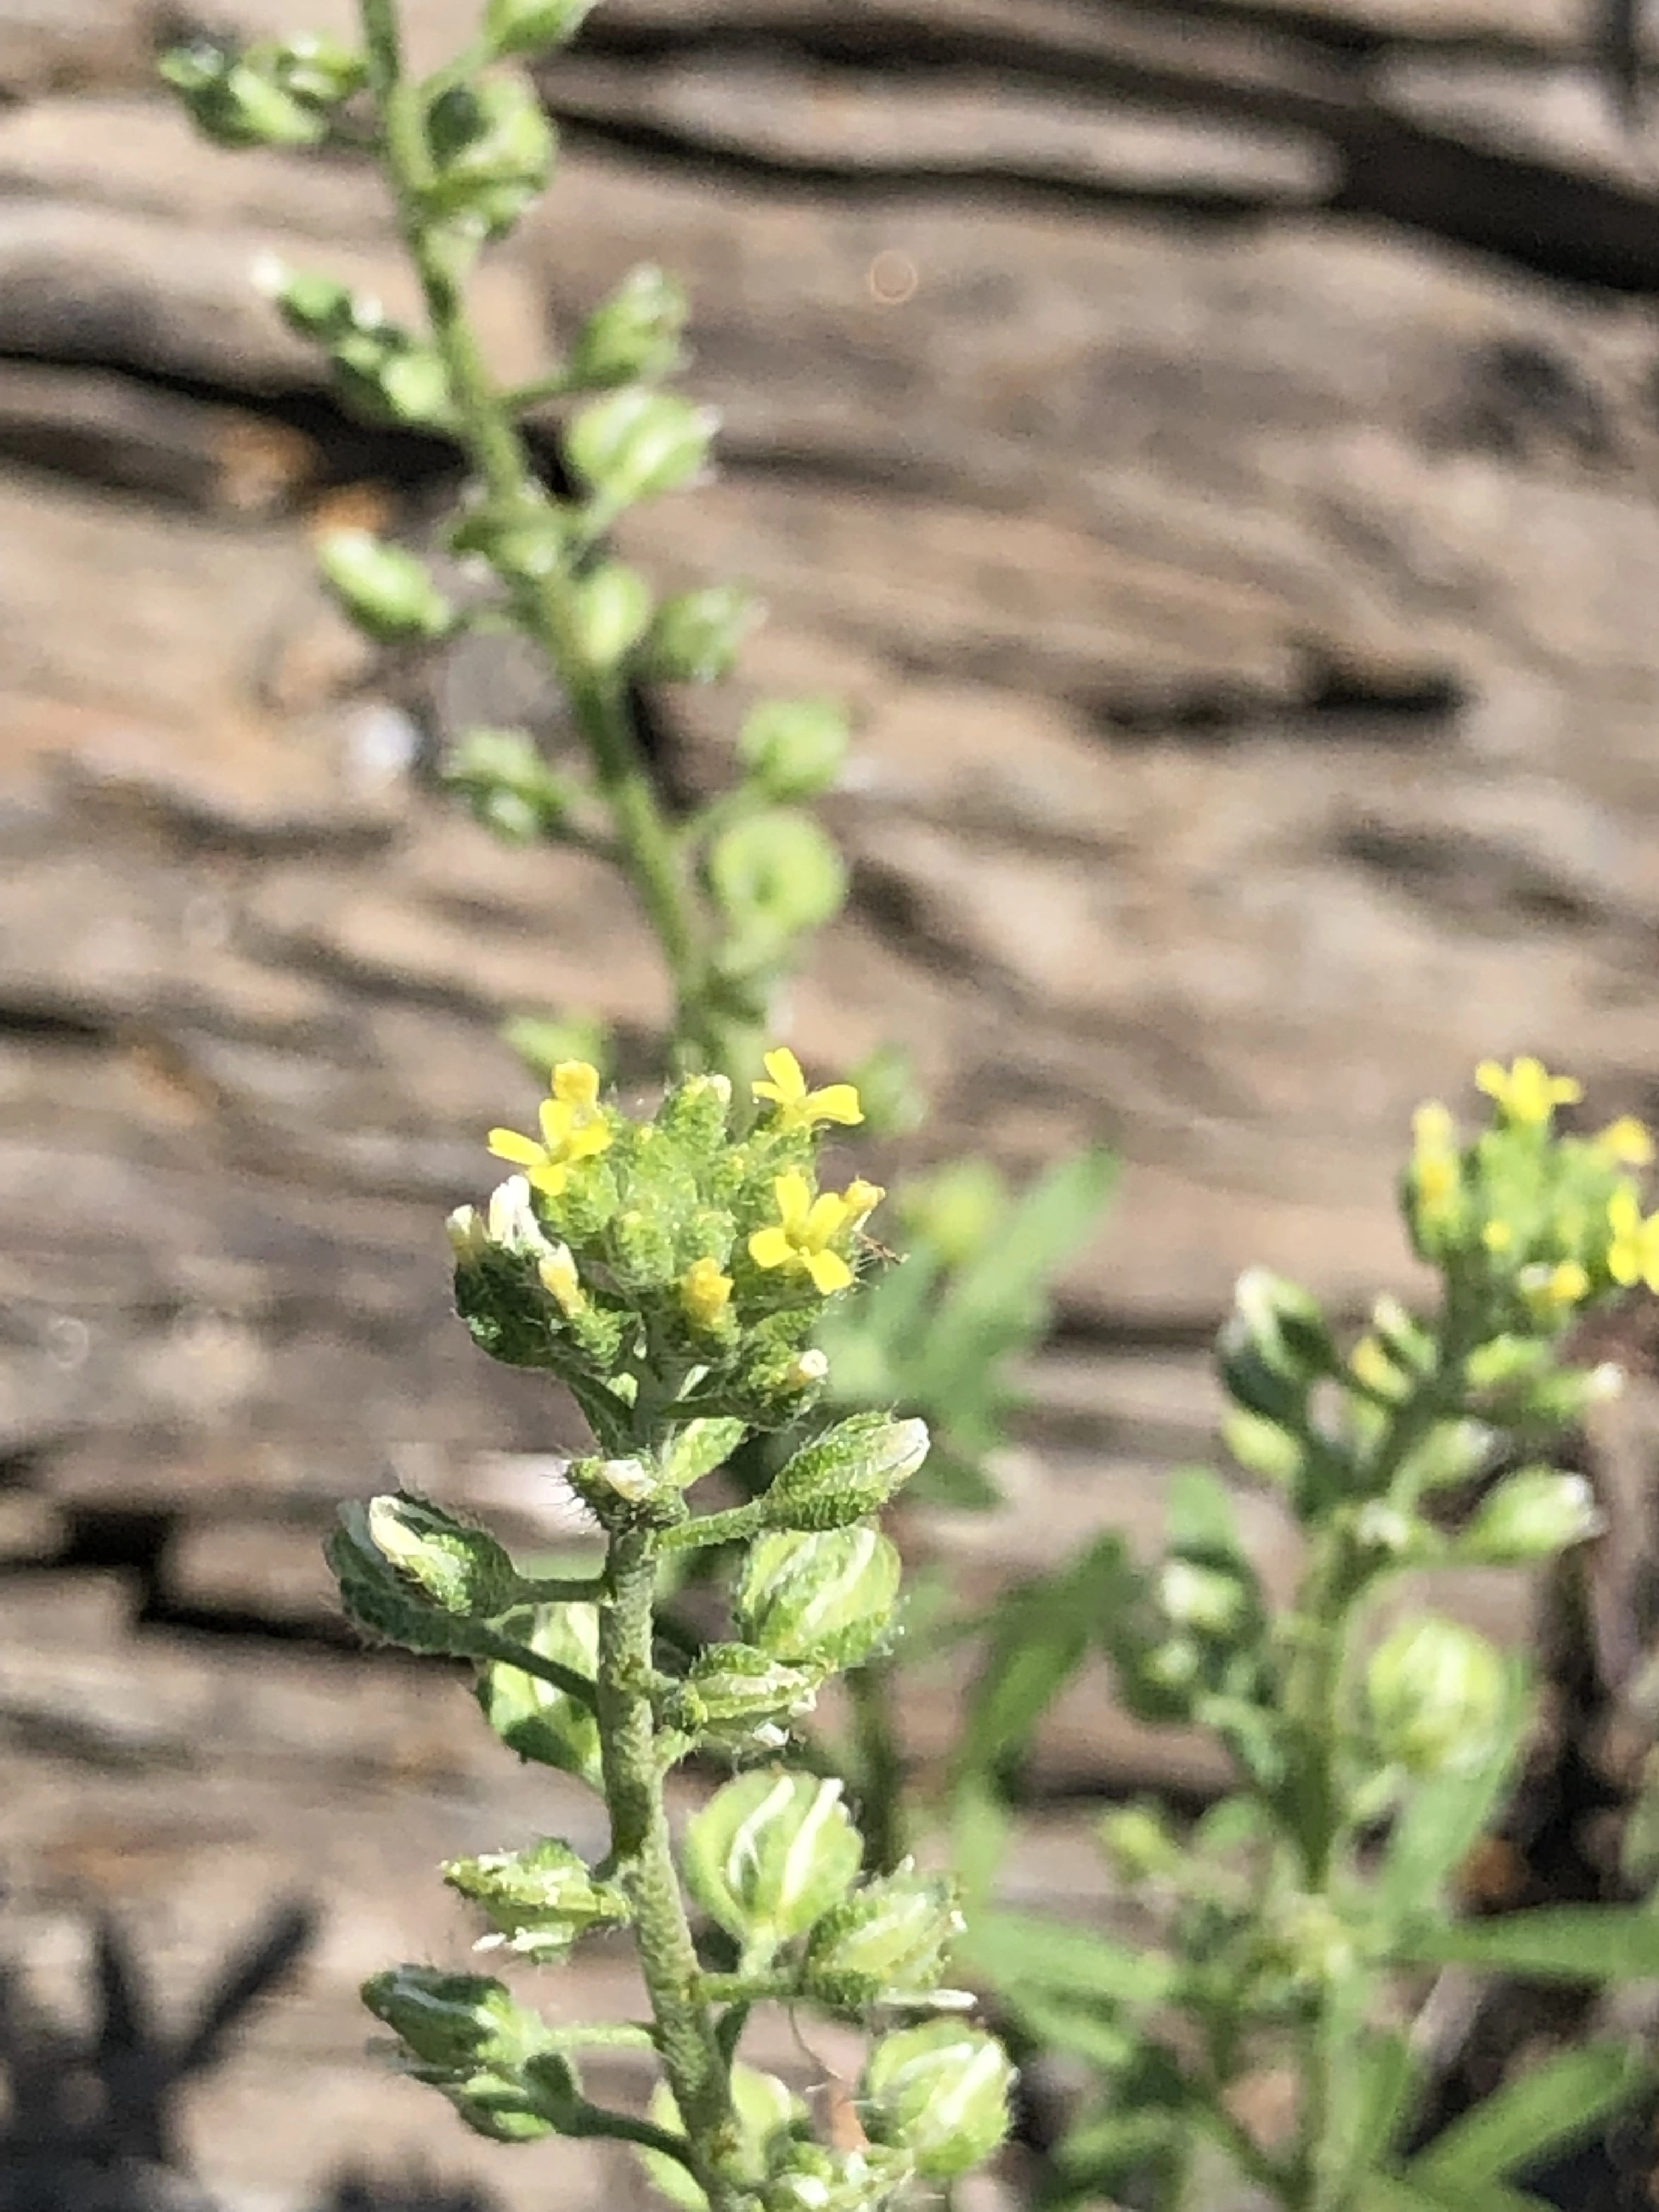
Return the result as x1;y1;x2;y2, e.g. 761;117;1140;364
1408;2042;1643;2192
1376;1653;1532;1927
1356;2171;1558;2212
960;1909;1178;2010
1346;2029;1423;2180
1398;1905;1659;1984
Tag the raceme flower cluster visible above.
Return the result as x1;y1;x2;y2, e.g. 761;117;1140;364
324;1049;1012;2208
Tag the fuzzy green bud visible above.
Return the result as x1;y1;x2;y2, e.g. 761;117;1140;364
361;1966;541;2073
568;264;689;387
1222;1406;1306;1491
364;1492;519;1618
572;561;652;668
425;72;555;239
486;0;598;54
443;1837;630;1961
1098;1802;1181;1886
567;387;715;508
444;728;583;844
1364;1616;1508;1777
736;1525;902;1669
709;808;847;954
764;2143;917;2211
1156;1556;1251;1641
317;529;453;642
476;1602;603;1790
683;1771;862;1953
160;43;328;147
679;1644;821;1750
1458;1468;1602;1564
765;1414;928;1532
1218;1268;1335;1424
264;32;368;104
803;1864;963;2005
641;584;759;684
737;698;850;801
861;2023;1014;2180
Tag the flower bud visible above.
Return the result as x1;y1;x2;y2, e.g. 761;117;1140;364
803;1864;962;2005
317;529;453;642
1156;1557;1251;1641
571;561;652;668
764;2142;916;2211
1218;1268;1334;1423
1458;1468;1602;1564
486;0;598;54
765;1414;928;1532
737;698;850;800
443;1837;630;1961
1222;1407;1305;1492
424;71;556;239
444;728;582;844
567;263;689;387
475;1602;603;1790
447;1204;490;1265
362;1965;540;2073
1364;1616;1508;1777
160;43;327;147
709;808;848;949
1098;1803;1180;1886
641;583;759;684
736;1525;902;1670
567;387;716;508
264;32;368;104
860;2023;1014;2180
684;1771;861;1953
365;1492;520;1617
680;1643;821;1748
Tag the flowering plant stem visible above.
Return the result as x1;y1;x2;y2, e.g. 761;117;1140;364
357;0;735;1077
596;1523;743;2210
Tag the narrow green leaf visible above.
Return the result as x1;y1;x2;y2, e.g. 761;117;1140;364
959;1909;1178;2010
1347;2028;1422;2179
1356;2174;1555;2212
1408;2043;1643;2191
952;1536;1135;1782
1399;1905;1659;1984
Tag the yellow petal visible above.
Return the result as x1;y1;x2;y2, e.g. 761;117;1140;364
773;1169;812;1234
1474;1060;1507;1102
804;1190;853;1245
842;1178;884;1218
1610;1186;1643;1239
540;1096;576;1151
805;1248;854;1295
748;1225;793;1271
565;1120;613;1163
1598;1117;1655;1167
552;1060;600;1107
488;1127;545;1167
753;1047;806;1109
806;1082;864;1126
526;1161;569;1198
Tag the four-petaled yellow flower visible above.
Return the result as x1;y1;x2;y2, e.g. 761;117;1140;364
1475;1056;1582;1127
748;1169;882;1295
680;1256;733;1329
1597;1116;1656;1168
488;1060;612;1198
1608;1185;1659;1293
751;1047;863;1132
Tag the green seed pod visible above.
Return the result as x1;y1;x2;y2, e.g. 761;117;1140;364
708;808;848;949
572;561;652;669
861;2023;1014;2180
1458;1468;1602;1564
316;529;453;642
641;584;759;684
683;1770;862;1953
443;1837;630;1961
159;45;328;148
765;1414;929;1532
328;1500;507;1656
424;71;556;239
567;387;715;507
364;1492;520;1618
1364;1616;1509;1778
263;31;368;104
475;1602;603;1790
486;0;599;55
361;1966;540;2073
681;1643;821;1748
736;1525;902;1669
737;698;850;801
567;264;689;387
444;727;582;844
803;1864;962;2005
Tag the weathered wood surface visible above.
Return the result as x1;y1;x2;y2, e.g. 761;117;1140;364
7;0;1659;2202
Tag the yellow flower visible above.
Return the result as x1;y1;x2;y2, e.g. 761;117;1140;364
680;1256;734;1329
1410;1102;1461;1216
1520;1260;1590;1317
748;1169;864;1294
538;1244;585;1317
1482;1220;1514;1255
1596;1116;1655;1168
1475;1056;1582;1127
1608;1185;1659;1291
487;1060;612;1198
751;1047;864;1132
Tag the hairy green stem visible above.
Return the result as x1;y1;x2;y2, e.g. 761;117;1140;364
357;0;726;1071
597;1525;744;2210
846;1658;907;1874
